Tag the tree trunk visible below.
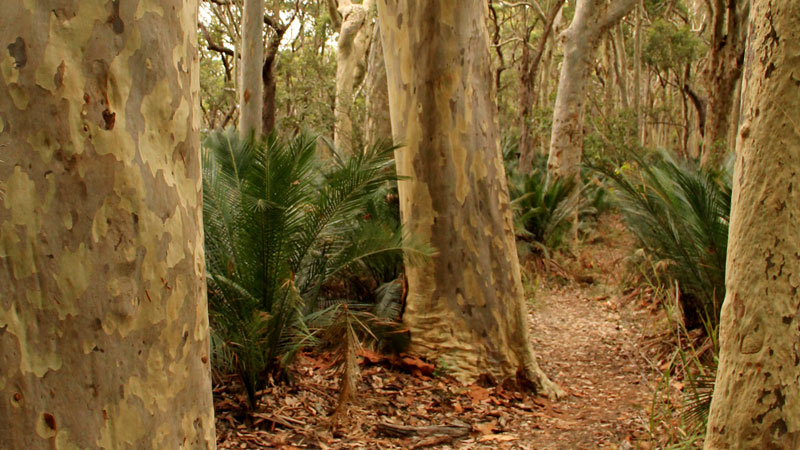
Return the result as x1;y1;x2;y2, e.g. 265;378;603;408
240;0;264;138
704;2;800;447
0;1;215;448
262;24;289;135
519;0;566;175
334;0;375;151
547;0;635;184
633;0;642;142
699;0;749;167
377;0;562;398
364;20;391;146
611;26;629;109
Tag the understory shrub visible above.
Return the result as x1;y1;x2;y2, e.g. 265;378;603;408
202;130;428;406
593;151;731;328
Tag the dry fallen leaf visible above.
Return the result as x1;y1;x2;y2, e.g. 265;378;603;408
467;385;491;403
473;421;496;435
477;434;518;443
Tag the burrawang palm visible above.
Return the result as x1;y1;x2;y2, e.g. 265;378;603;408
202;131;429;407
592;151;731;329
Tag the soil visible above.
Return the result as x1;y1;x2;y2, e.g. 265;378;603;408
214;215;669;449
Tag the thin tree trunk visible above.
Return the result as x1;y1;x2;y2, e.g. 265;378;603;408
0;1;215;448
633;0;642;143
377;0;563;398
364;20;392;146
705;1;800;446
334;0;375;151
700;0;749;167
262;23;290;135
519;0;566;174
240;0;265;138
547;0;635;183
611;26;629;109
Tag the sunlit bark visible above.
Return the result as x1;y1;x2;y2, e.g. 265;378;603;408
705;1;800;447
378;0;562;397
0;1;215;448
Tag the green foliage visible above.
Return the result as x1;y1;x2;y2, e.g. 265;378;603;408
510;169;577;250
276;46;337;134
202;130;428;406
644;19;703;75
594;151;731;328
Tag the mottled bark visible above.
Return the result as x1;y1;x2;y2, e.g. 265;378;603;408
704;1;800;447
239;0;264;138
700;0;749;167
0;1;215;449
377;0;562;398
547;0;635;184
334;0;375;151
363;20;391;146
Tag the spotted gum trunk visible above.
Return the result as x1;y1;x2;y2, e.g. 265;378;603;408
0;1;215;448
377;0;562;397
704;1;800;448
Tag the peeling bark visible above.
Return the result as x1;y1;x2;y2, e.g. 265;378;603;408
705;1;800;447
0;1;215;448
377;0;562;398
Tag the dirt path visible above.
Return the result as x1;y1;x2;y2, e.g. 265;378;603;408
215;216;663;449
520;216;656;449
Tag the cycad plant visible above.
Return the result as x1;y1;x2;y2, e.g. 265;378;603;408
202;130;427;406
593;151;731;328
509;169;578;251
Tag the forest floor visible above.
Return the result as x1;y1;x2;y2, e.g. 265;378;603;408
214;215;681;449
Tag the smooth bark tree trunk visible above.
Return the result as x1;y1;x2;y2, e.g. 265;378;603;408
239;0;264;138
363;20;391;146
334;0;375;151
704;1;800;447
377;0;562;398
0;1;215;448
699;0;749;167
547;0;635;184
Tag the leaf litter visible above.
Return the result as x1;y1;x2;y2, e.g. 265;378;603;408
215;216;669;449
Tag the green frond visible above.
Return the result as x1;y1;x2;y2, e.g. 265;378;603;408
202;131;426;406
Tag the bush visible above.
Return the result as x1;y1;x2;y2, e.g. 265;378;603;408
593;151;731;328
202;130;428;406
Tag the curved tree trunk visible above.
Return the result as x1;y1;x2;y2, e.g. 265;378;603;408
240;0;264;138
377;0;562;398
704;1;800;447
334;0;375;151
0;1;215;448
547;0;634;244
364;20;391;146
547;0;635;187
